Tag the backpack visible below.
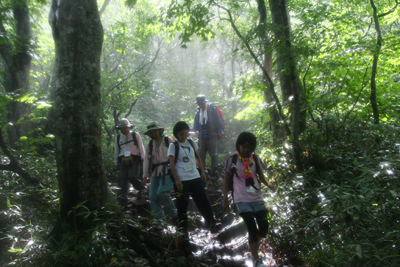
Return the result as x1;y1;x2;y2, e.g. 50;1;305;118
227;153;261;191
147;136;171;174
207;103;225;130
117;132;138;154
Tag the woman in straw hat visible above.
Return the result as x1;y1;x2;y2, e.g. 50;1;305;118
143;122;177;222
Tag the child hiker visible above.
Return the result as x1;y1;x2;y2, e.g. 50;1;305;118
223;132;276;267
168;121;222;234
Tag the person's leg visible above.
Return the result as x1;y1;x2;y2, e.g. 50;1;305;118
174;181;190;232
254;210;269;238
128;161;145;191
157;174;177;219
198;137;208;170
239;212;260;260
189;178;214;223
118;165;129;207
208;135;219;177
149;176;165;219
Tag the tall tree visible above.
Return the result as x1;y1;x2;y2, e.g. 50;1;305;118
369;0;398;125
256;0;285;142
268;0;305;168
49;0;108;227
0;0;32;146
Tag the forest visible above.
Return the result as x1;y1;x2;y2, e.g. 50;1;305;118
0;0;399;266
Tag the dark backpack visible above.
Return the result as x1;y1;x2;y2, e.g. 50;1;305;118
227;153;261;191
117;132;139;155
147;136;170;174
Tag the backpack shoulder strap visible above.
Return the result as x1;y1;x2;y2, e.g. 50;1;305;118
131;132;137;146
231;154;239;175
164;136;169;148
173;140;179;163
253;154;261;174
187;139;199;159
148;139;153;158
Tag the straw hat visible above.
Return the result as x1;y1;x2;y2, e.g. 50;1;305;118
144;122;164;136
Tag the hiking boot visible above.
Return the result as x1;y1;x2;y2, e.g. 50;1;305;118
210;218;223;233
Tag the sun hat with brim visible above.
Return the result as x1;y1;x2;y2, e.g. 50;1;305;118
116;118;134;129
144;122;165;136
195;95;208;104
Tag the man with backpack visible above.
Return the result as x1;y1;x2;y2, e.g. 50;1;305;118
142;122;177;222
193;95;224;179
114;118;146;207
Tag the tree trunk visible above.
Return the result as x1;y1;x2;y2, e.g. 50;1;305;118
268;0;304;168
0;0;32;146
369;0;382;125
256;0;285;143
49;0;108;228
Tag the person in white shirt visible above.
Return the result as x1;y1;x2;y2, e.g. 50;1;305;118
168;121;222;234
114;118;146;207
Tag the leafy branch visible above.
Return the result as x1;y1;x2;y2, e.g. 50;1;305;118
216;3;291;136
0;128;42;186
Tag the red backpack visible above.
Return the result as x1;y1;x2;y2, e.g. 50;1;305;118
208;103;225;130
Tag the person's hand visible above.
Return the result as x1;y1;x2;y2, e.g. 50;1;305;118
201;170;207;181
114;165;119;172
175;178;183;191
223;197;230;213
142;177;148;187
267;182;276;192
218;131;224;139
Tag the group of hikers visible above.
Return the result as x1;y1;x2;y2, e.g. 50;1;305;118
114;95;276;267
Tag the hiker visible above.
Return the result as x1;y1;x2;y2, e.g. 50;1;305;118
114;118;146;207
193;95;224;179
142;122;177;222
168;121;222;233
222;132;276;267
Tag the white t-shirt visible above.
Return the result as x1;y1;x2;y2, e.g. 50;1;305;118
167;139;200;181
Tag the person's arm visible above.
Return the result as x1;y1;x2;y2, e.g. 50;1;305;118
193;111;200;132
257;168;276;192
222;171;231;213
195;150;207;181
136;132;146;162
169;155;182;189
142;142;150;185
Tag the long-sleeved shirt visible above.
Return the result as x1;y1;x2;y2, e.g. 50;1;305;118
143;136;174;178
114;131;146;165
193;103;224;138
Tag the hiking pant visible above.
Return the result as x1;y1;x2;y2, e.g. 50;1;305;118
118;160;144;206
149;174;177;220
198;135;219;176
239;210;269;244
174;178;214;231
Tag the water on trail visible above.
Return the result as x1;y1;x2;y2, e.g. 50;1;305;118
125;176;278;267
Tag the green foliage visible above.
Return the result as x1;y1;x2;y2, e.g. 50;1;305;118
267;120;400;266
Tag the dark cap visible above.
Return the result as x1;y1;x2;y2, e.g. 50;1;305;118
195;95;207;104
